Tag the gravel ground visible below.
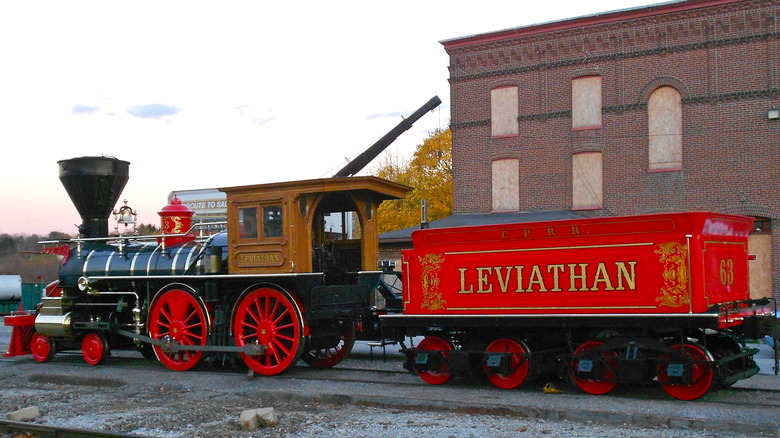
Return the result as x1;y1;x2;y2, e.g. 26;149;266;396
0;353;773;438
1;322;778;438
0;377;767;438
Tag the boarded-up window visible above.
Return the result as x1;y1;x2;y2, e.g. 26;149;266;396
491;86;518;137
572;76;602;129
648;86;682;170
572;152;603;210
492;158;519;211
748;219;773;299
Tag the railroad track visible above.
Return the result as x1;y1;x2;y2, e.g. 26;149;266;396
0;419;143;438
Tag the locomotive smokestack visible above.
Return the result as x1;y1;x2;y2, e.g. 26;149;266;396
58;156;130;238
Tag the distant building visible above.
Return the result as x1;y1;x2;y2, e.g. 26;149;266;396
382;0;778;300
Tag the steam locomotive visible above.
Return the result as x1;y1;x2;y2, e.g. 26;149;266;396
5;95;772;400
25;96;441;376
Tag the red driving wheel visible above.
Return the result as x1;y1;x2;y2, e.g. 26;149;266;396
233;287;305;376
147;289;208;371
301;321;356;369
658;343;714;400
483;338;530;389
415;336;453;385
571;340;618;395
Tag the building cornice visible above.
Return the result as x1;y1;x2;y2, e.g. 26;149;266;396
441;0;752;50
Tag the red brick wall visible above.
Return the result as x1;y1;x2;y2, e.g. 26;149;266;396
444;0;780;298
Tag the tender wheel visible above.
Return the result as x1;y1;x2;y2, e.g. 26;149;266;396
571;340;618;395
706;334;752;388
301;321;356;369
233;287;305;376
81;332;109;366
30;333;55;363
483;338;530;389
415;336;453;385
148;288;208;371
658;343;714;400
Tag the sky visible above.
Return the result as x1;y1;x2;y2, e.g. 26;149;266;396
0;0;660;235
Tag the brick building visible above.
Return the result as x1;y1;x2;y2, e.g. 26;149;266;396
440;0;779;299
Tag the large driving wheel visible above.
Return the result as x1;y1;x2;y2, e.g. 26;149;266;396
658;343;714;400
415;336;453;385
483;338;530;389
81;332;109;366
571;340;618;395
147;288;208;371
30;333;55;363
301;321;356;369
233;287;305;376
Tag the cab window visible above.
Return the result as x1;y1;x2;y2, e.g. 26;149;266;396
238;207;258;239
239;205;283;240
263;205;283;238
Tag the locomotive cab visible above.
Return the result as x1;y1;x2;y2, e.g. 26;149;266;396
221;177;410;277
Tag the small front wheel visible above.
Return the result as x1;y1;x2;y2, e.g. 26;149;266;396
30;333;55;363
81;332;109;366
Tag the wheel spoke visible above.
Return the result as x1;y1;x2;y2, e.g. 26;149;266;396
183;307;198;326
268;300;287;325
271;337;292;355
273;332;295;343
160;306;173;326
247;300;262;325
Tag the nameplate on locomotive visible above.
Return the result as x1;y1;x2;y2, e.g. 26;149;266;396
236;251;285;268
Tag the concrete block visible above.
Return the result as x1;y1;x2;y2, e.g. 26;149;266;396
239;407;278;430
256;407;278;427
6;406;40;422
239;409;261;431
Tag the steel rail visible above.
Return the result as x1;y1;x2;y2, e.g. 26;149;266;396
0;419;144;438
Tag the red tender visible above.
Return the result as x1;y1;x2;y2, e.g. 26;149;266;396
401;212;752;316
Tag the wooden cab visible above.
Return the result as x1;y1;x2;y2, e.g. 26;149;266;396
220;176;410;275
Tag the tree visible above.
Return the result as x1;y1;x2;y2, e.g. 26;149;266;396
372;128;452;233
0;232;70;283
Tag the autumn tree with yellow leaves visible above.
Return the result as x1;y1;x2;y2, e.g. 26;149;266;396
371;128;452;233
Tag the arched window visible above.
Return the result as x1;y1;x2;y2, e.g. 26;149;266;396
648;86;682;171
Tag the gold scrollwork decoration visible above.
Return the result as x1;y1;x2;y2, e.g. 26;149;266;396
169;216;184;234
419;253;447;310
654;242;689;307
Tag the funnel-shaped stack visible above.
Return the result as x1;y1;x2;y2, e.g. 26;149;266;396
58;157;130;238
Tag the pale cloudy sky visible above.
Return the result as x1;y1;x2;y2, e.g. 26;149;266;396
0;0;658;235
